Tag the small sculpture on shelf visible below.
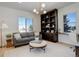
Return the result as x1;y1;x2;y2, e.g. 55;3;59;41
51;30;54;33
46;24;50;28
42;21;45;23
46;30;50;33
52;25;54;27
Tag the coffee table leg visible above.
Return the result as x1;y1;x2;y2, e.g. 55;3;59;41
41;47;45;53
30;47;31;52
29;46;32;52
43;47;45;53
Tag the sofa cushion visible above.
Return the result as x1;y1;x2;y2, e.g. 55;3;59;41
16;39;27;43
15;37;34;43
22;37;35;41
15;38;22;40
20;32;34;38
14;33;21;40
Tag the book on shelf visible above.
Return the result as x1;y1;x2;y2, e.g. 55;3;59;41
46;15;49;18
52;20;54;22
51;15;55;17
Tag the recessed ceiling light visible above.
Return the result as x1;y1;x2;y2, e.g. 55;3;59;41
43;10;47;14
41;3;46;8
33;9;37;12
36;11;39;14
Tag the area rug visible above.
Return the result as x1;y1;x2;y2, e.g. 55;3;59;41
4;41;75;57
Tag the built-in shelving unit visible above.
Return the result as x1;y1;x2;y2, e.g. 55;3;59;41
41;9;58;42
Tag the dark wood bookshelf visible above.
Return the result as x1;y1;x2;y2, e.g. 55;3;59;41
41;9;58;42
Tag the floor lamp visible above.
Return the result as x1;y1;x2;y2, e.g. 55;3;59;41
0;23;8;48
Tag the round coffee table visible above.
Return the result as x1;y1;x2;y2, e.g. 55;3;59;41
29;40;47;52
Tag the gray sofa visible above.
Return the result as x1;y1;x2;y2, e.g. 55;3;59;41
13;32;35;47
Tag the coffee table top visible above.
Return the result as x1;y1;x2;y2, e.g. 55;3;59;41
29;40;47;48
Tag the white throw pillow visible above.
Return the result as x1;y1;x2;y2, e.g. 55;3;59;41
14;33;21;39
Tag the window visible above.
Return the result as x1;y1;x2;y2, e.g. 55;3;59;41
18;17;33;32
64;12;76;32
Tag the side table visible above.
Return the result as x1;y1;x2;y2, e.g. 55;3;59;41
6;38;13;48
75;46;79;57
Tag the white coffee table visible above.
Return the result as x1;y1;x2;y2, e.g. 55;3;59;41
29;40;47;52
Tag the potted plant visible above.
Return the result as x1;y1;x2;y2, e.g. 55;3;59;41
6;33;12;39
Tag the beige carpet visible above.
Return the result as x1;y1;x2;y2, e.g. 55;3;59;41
4;41;75;57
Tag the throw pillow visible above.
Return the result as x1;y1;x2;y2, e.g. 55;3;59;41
14;33;21;39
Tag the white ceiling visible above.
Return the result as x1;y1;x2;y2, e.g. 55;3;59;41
0;2;75;13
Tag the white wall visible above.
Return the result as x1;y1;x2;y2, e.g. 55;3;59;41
0;6;40;46
58;3;79;44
